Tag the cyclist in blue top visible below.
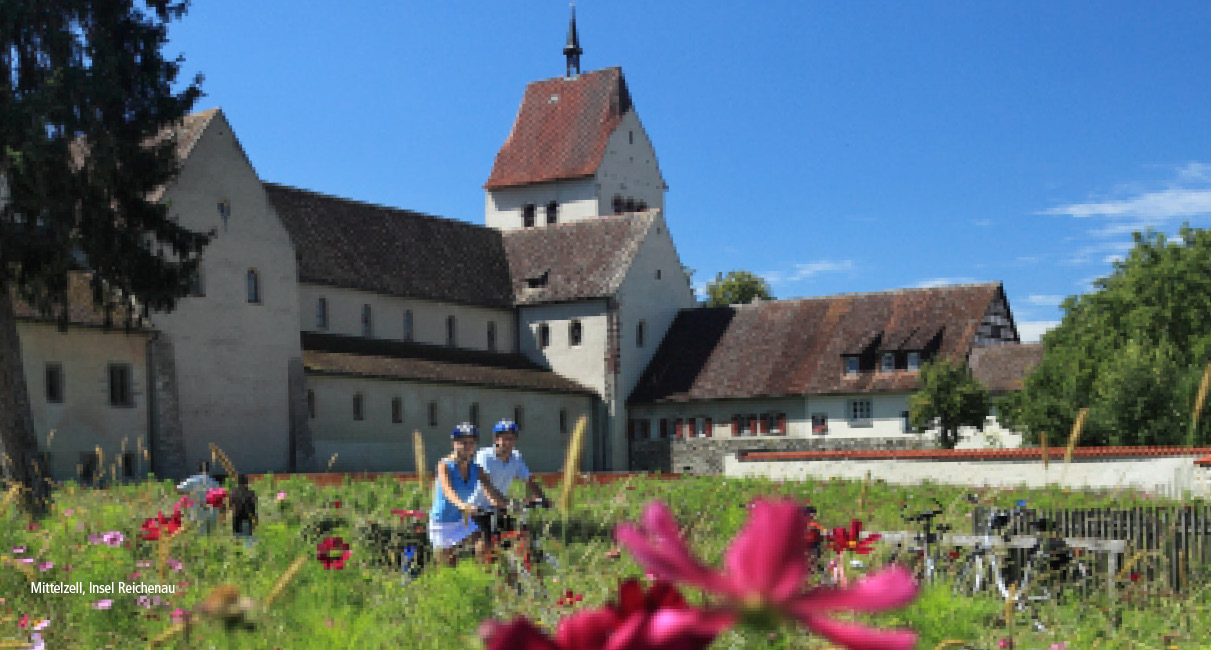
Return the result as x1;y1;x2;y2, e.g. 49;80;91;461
428;422;508;566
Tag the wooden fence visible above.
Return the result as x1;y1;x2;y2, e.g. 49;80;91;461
973;505;1211;595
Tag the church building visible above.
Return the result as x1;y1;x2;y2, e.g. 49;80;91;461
11;13;1034;481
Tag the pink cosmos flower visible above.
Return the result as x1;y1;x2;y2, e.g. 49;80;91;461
616;500;918;650
18;615;29;628
92;599;113;610
275;491;287;502
100;531;125;547
32;619;50;631
171;608;188;624
38;561;53;572
12;546;27;554
27;632;46;650
205;488;228;509
167;557;183;572
63;509;74;516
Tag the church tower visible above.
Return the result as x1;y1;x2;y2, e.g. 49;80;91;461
484;9;667;230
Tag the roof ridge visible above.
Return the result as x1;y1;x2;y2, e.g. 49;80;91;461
604;212;658;295
734;282;1003;308
263;182;489;232
524;66;622;87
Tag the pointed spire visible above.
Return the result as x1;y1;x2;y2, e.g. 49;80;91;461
563;3;582;78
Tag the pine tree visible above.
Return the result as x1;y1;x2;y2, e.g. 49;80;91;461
0;0;208;512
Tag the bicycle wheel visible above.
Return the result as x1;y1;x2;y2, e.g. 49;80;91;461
952;554;985;596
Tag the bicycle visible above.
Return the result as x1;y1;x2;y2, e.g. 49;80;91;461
952;506;1013;596
993;506;1090;611
482;497;558;597
884;498;952;584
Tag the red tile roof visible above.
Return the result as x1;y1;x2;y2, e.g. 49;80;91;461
502;211;655;304
969;342;1044;393
739;446;1211;463
630;283;1003;403
1196;455;1211;467
485;68;631;189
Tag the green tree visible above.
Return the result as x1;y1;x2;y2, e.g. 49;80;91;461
997;226;1211;447
909;359;990;449
704;270;773;307
1;0;207;512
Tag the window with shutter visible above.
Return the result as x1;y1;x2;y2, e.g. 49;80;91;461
731;416;740;436
674;418;683;439
776;413;787;435
660;419;668;439
759;415;769;435
704;417;713;437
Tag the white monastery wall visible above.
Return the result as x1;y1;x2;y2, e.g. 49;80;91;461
307;374;592;473
485;178;598;230
299;283;516;352
594;111;665;217
518;300;609;395
151;113;301;474
724;454;1211;498
18;322;149;480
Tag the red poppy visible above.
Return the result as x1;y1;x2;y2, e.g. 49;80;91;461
332;501;342;509
205;488;228;509
556;589;584;607
140;511;183;541
391;509;425;522
26;523;39;531
829;519;881;555
482;579;731;650
317;537;351;570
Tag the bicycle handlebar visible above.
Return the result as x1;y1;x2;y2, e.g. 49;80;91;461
902;497;945;523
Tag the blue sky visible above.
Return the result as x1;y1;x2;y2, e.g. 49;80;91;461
167;2;1211;342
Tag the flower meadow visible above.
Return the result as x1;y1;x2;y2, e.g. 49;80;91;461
0;474;1209;649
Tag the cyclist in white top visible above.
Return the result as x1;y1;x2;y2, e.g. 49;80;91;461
469;419;549;554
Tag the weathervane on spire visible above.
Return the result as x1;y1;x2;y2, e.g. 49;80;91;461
564;3;582;78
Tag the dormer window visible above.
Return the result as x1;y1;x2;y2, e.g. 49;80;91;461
522;204;536;228
546;201;558;225
907;352;920;371
538;323;551;349
525;270;549;289
881;352;896;373
844;356;859;376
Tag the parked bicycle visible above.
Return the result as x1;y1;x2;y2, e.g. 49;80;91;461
884;498;952;584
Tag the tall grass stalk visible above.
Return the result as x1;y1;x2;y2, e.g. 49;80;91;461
1188;361;1211;447
413;430;428;488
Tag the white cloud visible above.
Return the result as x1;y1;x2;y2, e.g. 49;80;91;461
1061;241;1134;265
1024;294;1065;307
911;277;978;289
1017;320;1059;343
764;259;855;285
1013;255;1041;265
1042;188;1211;220
1177;161;1211;184
971;218;993;227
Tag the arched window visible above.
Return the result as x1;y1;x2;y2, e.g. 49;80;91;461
246;269;260;303
559;409;569;434
428;401;438;426
361;304;373;337
487;321;497;351
446;315;457;346
352;393;364;421
391;397;403;424
569;320;583;346
469;403;479;427
546;201;558;225
513;405;524;431
636;320;646;347
538;323;551;348
522;204;536;228
316;297;328;330
403;309;414;341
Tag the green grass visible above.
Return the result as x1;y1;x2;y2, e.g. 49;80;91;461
1;474;1208;649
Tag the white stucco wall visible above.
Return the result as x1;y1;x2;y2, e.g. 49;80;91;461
485;178;598;230
307;374;592;473
517;300;609;395
299;284;516;352
724;454;1211;498
150;112;301;474
18;322;150;480
594;111;666;217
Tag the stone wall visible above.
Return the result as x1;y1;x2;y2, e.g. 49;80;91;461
630;436;936;475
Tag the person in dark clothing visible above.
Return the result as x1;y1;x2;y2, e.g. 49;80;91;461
229;474;257;537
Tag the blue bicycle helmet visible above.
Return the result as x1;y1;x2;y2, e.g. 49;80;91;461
451;422;478;439
492;419;519;435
